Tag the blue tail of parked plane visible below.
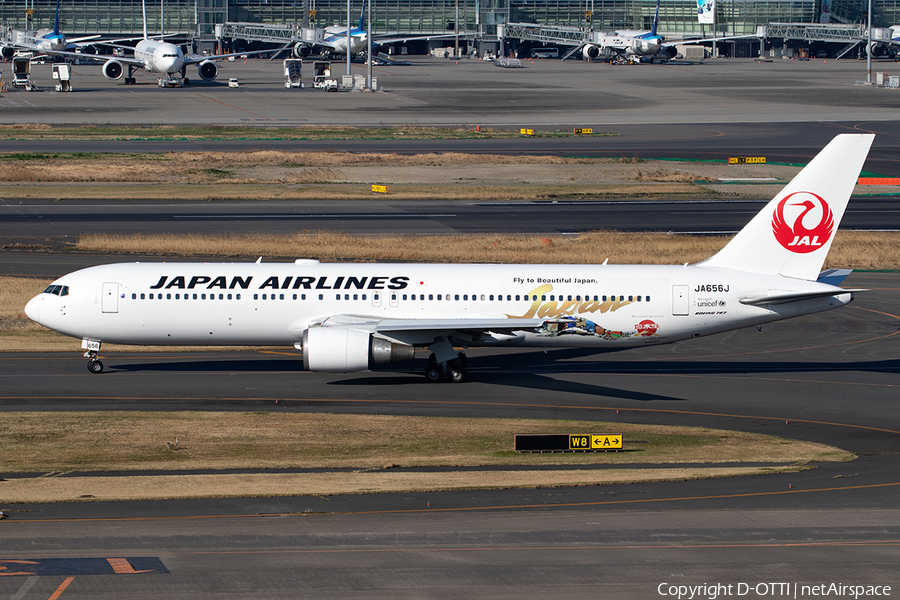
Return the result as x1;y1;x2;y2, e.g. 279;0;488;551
650;0;660;37
359;0;368;31
53;0;61;36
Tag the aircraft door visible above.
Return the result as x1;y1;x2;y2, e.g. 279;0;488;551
672;285;689;316
102;282;119;313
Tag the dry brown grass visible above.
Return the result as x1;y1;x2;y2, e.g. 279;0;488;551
634;167;715;182
0;411;849;472
0;466;806;503
74;230;900;269
0;412;848;502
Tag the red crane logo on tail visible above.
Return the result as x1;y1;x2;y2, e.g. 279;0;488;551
771;192;834;254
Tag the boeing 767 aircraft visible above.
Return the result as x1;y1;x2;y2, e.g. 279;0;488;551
25;134;873;382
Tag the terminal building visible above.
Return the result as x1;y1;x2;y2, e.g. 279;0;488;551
2;0;899;55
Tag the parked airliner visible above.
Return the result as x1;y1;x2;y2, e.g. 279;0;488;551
0;0;101;59
581;0;676;61
25;134;873;382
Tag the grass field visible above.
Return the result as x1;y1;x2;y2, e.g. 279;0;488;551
0;412;852;503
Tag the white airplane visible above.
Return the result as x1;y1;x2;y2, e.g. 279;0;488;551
25;134;873;382
73;0;268;85
867;25;900;58
580;0;677;61
283;0;459;59
0;0;103;59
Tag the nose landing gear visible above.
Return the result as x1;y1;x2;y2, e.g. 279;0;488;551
82;339;104;374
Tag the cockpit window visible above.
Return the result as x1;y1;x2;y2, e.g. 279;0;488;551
42;285;69;296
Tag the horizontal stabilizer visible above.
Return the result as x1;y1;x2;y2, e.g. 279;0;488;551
739;288;865;306
817;268;854;286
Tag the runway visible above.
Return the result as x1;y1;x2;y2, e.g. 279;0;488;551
2;199;899;249
2;57;900;599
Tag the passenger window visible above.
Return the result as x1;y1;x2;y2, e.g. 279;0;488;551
454;295;459;301
254;294;259;300
140;293;145;299
132;293;136;299
279;294;284;300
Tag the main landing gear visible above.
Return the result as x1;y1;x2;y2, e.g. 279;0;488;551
425;352;467;383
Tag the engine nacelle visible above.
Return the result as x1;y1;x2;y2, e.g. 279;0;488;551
662;45;678;59
81;44;98;55
869;42;886;57
198;59;218;81
293;42;312;58
102;59;124;80
302;327;415;372
582;44;600;59
1;45;16;59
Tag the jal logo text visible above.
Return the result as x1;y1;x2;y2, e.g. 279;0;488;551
771;191;834;254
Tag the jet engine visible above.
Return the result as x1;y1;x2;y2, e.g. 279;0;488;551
662;45;678;59
302;327;415;372
1;45;16;59
869;42;886;57
81;44;99;55
293;42;312;58
102;59;124;80
197;59;218;81
582;44;600;59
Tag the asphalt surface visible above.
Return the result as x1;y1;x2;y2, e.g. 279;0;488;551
1;56;899;599
1;199;899;250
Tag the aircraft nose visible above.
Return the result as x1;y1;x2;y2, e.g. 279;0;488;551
24;295;41;324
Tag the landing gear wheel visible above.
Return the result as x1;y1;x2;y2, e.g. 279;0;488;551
88;359;104;374
183;77;190;85
450;353;467;370
425;367;443;382
448;368;465;383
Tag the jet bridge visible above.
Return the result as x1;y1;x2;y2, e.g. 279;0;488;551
498;23;616;61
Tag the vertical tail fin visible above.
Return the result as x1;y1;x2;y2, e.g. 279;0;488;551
699;133;874;280
651;0;661;36
359;0;368;32
141;0;148;40
54;0;61;36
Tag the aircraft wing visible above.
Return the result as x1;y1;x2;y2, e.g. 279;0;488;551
308;315;544;345
183;49;271;65
45;47;143;64
67;35;103;45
